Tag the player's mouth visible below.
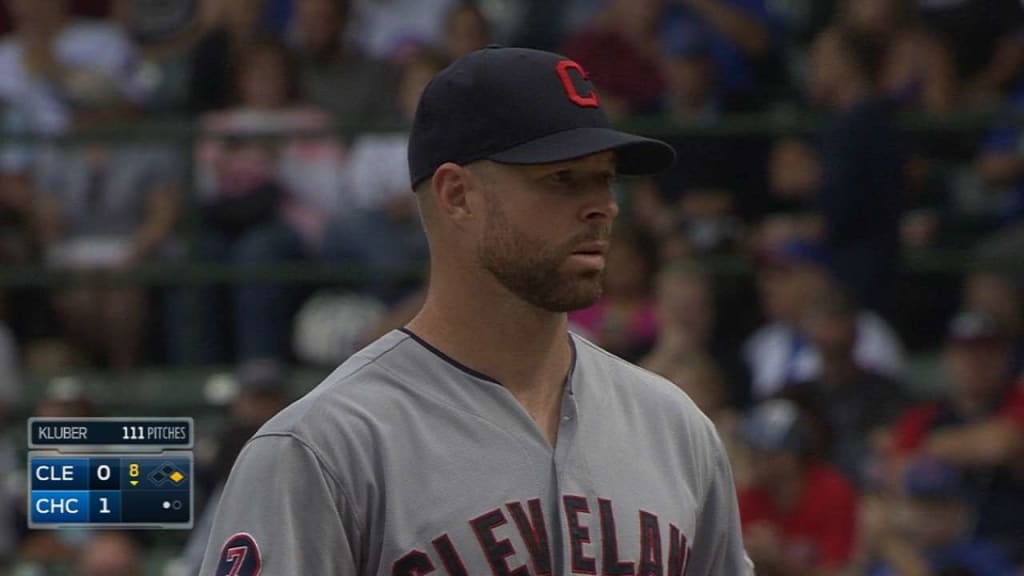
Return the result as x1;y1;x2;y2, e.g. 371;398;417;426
569;242;608;268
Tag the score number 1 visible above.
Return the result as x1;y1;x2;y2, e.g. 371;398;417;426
122;426;145;441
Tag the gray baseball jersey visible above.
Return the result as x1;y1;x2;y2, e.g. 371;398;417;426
199;329;753;575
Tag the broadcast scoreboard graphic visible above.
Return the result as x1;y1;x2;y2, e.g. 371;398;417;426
27;417;194;529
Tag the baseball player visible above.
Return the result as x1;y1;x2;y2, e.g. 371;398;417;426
199;46;753;576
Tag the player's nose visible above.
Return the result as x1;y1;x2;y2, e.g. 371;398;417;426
580;186;619;223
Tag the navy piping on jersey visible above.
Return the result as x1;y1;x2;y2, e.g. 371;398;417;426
399;327;578;393
399;327;503;385
566;334;577;395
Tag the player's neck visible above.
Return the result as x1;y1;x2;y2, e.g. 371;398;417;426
407;274;574;398
408;279;572;446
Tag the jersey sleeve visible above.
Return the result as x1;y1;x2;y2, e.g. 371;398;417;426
686;432;755;576
197;433;359;575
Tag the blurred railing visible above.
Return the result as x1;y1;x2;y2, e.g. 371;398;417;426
0;249;1015;288
1;109;1020;364
0;106;1012;144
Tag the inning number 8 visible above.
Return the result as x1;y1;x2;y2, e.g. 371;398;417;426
129;464;139;478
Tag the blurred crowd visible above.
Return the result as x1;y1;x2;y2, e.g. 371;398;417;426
0;0;1021;573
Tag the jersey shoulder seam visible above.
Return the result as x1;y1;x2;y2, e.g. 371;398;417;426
572;333;688;393
325;331;412;386
307;330;411;397
570;334;638;372
250;430;366;534
367;355;539;457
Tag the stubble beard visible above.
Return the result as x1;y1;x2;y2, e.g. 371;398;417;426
477;200;607;313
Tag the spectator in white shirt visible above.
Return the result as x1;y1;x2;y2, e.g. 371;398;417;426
348;0;457;62
187;38;345;362
0;0;146;137
744;239;906;400
322;49;446;301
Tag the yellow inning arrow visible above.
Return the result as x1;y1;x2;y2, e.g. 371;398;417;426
130;480;139;486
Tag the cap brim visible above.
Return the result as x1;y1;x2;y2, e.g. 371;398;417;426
487;127;676;175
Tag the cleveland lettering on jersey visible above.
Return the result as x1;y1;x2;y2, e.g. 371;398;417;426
392;496;692;576
506;500;552;576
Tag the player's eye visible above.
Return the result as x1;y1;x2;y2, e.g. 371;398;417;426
542;169;615;193
548;170;575;186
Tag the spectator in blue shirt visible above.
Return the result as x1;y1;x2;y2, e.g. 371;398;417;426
662;0;782;104
973;88;1024;231
863;459;1016;576
807;27;903;318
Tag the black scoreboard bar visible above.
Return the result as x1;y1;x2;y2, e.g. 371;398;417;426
29;418;193;448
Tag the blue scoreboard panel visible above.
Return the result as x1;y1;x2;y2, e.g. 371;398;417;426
28;417;194;529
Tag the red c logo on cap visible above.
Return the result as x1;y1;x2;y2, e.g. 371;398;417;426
556;60;600;108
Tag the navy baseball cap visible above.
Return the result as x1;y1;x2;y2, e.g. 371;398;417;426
408;46;677;188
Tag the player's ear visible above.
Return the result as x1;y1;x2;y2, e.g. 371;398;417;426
431;162;475;224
